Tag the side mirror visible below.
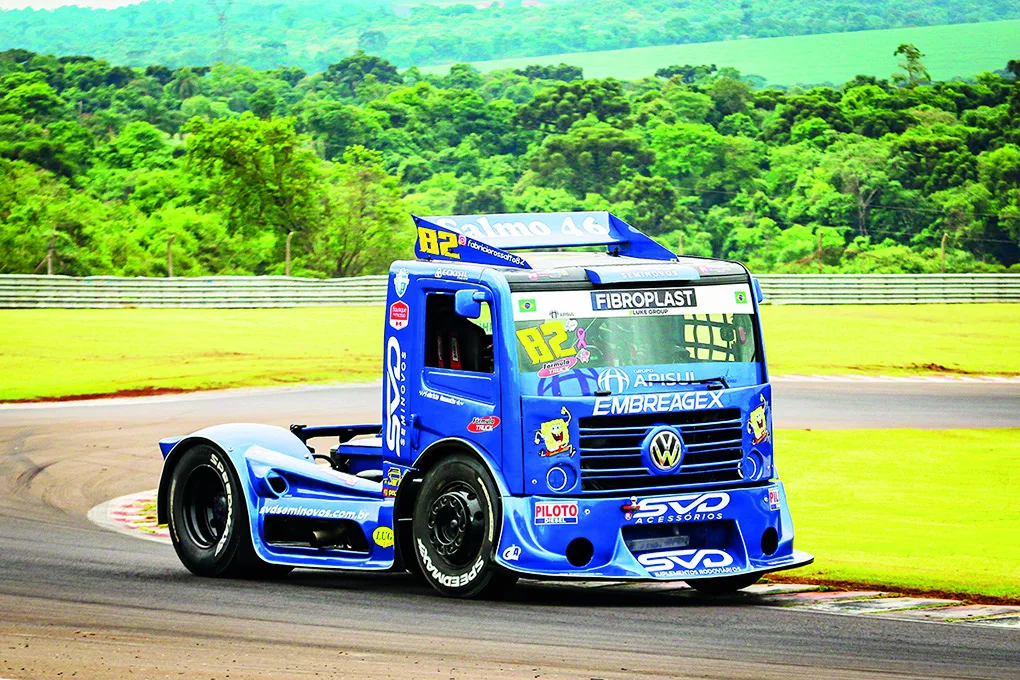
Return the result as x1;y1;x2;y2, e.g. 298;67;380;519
751;277;765;304
454;289;490;318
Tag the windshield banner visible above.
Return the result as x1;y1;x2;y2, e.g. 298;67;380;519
512;284;752;321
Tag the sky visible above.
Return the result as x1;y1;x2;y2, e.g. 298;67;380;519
0;0;147;9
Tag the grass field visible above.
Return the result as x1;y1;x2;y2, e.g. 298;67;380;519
421;20;1020;85
761;303;1016;377
780;428;1020;600
0;303;1015;401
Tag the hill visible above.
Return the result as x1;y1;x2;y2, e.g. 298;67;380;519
2;44;1019;279
422;20;1020;86
0;0;1018;71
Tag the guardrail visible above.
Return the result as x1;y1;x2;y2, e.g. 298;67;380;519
756;274;1020;304
0;273;1017;308
0;275;390;308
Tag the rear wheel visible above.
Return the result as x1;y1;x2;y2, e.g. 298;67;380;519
411;454;517;598
688;573;761;596
168;444;292;580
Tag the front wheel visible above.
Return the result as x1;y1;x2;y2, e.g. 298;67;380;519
411;454;517;598
167;444;292;580
688;572;761;596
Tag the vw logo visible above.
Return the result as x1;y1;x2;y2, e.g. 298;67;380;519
647;428;684;473
597;368;630;393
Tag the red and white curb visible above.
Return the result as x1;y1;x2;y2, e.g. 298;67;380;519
89;490;1020;628
774;374;1020;384
88;488;169;544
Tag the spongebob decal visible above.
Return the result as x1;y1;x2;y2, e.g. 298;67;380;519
535;406;575;458
747;394;770;445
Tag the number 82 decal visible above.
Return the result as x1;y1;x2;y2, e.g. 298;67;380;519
417;227;460;259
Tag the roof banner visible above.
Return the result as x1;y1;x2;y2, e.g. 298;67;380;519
421;212;675;261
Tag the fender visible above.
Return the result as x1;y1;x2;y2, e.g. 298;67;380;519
412;436;511;497
157;423;319;524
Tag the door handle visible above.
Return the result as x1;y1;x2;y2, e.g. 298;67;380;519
409;413;421;450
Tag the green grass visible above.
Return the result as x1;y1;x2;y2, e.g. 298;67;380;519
781;428;1020;600
759;304;1018;377
422;20;1020;85
0;307;383;401
0;303;1016;401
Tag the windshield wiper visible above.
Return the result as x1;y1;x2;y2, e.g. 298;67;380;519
642;376;730;389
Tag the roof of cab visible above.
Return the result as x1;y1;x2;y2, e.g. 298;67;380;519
409;212;748;281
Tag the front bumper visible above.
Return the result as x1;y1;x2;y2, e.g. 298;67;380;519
493;481;813;580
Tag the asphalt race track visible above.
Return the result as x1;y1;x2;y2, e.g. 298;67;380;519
1;381;1018;679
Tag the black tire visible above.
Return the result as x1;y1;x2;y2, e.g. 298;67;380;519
688;572;761;596
168;444;292;580
411;454;517;598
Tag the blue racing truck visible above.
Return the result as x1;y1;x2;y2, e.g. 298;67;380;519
157;211;813;598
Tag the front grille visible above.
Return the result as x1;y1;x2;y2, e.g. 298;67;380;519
577;408;743;494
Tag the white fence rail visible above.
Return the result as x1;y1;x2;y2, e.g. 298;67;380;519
0;273;1017;308
756;274;1020;304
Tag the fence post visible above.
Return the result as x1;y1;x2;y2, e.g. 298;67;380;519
46;232;55;276
167;234;175;278
941;232;948;273
286;231;295;277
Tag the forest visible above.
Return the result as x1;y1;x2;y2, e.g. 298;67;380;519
1;46;1019;277
1;0;1018;72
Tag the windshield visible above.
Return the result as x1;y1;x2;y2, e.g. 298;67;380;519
511;283;762;394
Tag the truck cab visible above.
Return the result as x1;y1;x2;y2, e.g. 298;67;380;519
157;211;812;598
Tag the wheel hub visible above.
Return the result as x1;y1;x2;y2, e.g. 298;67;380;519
181;463;228;549
427;483;484;568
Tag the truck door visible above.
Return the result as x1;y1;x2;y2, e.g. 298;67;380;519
412;284;502;468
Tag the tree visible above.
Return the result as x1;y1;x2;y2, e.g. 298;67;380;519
184;113;321;241
514;79;631;133
610;175;683;235
248;86;277;119
323;52;401;97
442;63;484;91
513;64;583;82
0;73;66;121
302;100;386;160
655;64;716;83
98;121;172;170
308;146;409;277
530;118;653;197
453;177;508;214
893;43;931;87
358;30;389;53
820;137;895;235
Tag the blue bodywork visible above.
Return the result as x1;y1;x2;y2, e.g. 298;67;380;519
158;212;812;582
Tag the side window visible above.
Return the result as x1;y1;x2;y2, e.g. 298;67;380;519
424;293;494;374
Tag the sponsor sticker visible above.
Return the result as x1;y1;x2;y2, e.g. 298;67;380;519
260;504;370;521
591;288;697;312
502;545;522;561
768;487;781;511
373;526;394;549
535;500;578;525
467;415;501;433
435;267;469;280
747;394;771;445
593;390;724;416
637;548;739;578
389;301;409;331
534;406;575;458
625;492;730;524
385;336;407;453
382;464;404;499
393;268;410;298
537;356;578;378
597;368;630;393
